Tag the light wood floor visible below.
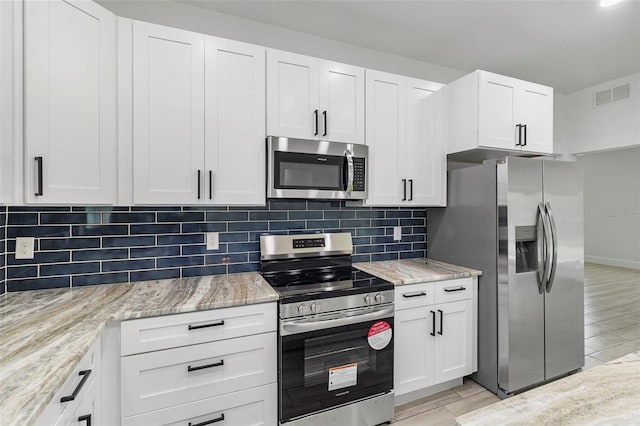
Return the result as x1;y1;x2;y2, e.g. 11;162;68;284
392;262;640;425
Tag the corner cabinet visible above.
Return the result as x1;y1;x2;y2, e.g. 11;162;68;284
445;70;553;156
394;278;477;397
365;70;445;206
24;0;117;204
267;49;365;144
128;21;265;205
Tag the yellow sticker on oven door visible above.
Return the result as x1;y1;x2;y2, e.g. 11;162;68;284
328;363;358;391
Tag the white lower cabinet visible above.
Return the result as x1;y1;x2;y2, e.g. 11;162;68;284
55;374;102;426
120;303;278;425
394;278;476;397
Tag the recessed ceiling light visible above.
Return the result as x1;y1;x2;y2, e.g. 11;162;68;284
600;0;625;7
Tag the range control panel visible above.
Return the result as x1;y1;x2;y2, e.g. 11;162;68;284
293;238;326;249
352;158;366;191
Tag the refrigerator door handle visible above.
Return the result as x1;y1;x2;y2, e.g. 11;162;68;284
545;202;558;293
536;203;548;294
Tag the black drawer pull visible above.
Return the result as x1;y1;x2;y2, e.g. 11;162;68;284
188;360;224;372
438;309;443;335
78;414;92;426
430;310;436;336
402;291;427;298
444;286;466;293
188;320;225;330
189;414;225;426
60;369;91;403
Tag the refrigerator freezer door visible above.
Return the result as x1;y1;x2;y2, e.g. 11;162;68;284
498;157;545;394
543;160;585;379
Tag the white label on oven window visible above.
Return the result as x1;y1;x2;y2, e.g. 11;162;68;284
328;363;358;391
368;321;392;350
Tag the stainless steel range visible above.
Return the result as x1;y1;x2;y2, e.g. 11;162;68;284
260;233;395;426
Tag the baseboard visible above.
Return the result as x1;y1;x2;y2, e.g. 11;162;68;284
585;256;640;270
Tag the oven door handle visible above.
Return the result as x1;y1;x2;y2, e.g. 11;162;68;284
280;305;394;336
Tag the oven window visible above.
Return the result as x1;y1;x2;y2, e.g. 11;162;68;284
274;151;345;190
303;330;374;387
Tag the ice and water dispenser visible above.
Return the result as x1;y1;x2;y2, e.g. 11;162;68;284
515;225;538;273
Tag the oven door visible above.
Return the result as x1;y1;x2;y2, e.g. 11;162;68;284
279;304;394;423
267;136;367;199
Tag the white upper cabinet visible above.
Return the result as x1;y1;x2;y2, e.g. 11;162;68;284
132;21;205;205
446;70;553;156
267;49;364;143
204;37;265;205
24;0;117;204
129;21;265;205
366;70;445;206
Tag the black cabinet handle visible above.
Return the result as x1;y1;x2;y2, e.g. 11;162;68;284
314;109;319;136
402;291;427;298
78;414;92;426
402;179;407;201
430;310;436;336
523;124;527;146
60;370;91;403
438;309;443;335
444;286;466;292
322;110;327;137
35;156;44;196
409;179;413;201
515;124;522;146
189;414;225;426
188;359;224;372
209;170;213;200
188;320;224;330
197;170;201;200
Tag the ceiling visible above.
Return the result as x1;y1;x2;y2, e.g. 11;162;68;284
177;0;640;93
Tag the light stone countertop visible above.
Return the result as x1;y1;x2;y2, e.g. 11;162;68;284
456;351;640;425
354;258;482;285
0;272;278;426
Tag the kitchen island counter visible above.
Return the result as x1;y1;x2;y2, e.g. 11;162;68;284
0;272;278;425
456;350;640;425
354;258;482;285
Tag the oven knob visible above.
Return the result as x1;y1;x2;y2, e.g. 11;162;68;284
364;294;373;305
375;293;383;304
310;303;319;314
298;304;308;315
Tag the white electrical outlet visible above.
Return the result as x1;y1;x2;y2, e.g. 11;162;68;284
393;226;402;241
206;232;219;250
15;237;35;259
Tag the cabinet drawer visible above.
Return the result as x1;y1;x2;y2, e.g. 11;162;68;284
395;282;435;310
121;332;277;417
36;338;101;426
434;278;472;304
121;302;277;355
122;383;277;426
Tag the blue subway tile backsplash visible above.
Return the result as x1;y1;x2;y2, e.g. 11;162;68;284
0;201;427;292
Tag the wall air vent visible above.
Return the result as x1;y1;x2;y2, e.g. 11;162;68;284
594;82;631;107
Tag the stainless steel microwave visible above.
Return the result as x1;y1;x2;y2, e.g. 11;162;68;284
267;136;368;200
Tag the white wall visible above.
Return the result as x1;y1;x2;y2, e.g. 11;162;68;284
566;73;640;154
577;147;640;270
97;0;466;84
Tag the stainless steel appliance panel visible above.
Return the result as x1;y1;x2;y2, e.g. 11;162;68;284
542;160;585;379
498;157;545;393
427;164;499;393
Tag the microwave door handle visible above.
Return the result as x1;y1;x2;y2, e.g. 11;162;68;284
344;149;354;193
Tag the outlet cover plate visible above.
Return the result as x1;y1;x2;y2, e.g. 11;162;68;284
206;232;219;250
16;237;35;259
393;227;402;241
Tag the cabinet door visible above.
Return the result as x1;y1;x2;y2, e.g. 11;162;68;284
365;70;406;206
394;307;434;396
266;49;319;139
319;61;365;144
132;21;205;204
433;299;474;384
55;374;102;426
24;0;116;204
406;79;445;206
478;71;519;150
205;38;265;205
518;84;554;154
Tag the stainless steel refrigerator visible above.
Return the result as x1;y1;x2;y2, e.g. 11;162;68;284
428;157;584;397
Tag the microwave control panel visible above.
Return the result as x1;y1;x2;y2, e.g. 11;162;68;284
353;158;366;191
